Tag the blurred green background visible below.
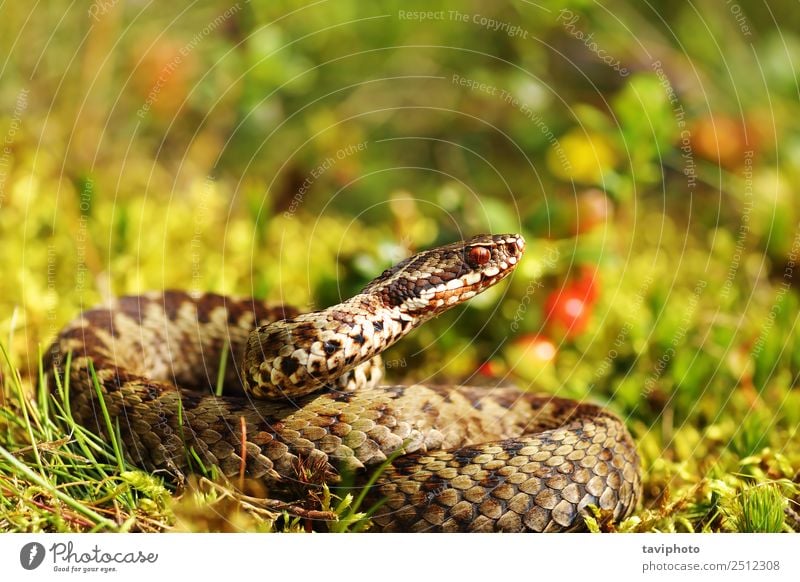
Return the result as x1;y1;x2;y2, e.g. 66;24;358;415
1;1;799;531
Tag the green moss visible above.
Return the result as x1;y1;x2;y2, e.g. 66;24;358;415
735;485;786;533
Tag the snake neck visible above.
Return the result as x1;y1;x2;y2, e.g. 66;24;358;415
242;233;525;400
243;293;421;399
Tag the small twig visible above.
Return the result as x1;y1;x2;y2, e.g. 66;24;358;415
785;504;800;532
0;445;117;528
9;437;72;457
198;478;337;521
238;416;247;490
2;487;94;528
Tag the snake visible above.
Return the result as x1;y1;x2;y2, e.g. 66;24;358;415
46;233;640;532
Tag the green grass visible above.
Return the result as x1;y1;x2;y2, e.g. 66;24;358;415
1;337;797;532
0;345;168;531
0;344;384;532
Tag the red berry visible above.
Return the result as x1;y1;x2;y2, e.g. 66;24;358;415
476;360;496;377
691;115;750;169
544;287;592;339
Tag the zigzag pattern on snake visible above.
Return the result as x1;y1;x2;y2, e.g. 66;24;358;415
46;234;641;532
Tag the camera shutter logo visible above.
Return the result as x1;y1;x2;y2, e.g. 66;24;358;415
20;542;46;570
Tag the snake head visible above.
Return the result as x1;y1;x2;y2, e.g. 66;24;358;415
366;233;526;317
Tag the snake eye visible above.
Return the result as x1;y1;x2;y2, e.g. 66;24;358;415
468;246;491;266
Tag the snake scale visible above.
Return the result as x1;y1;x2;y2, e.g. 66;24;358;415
47;233;640;532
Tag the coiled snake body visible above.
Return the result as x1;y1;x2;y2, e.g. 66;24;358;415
47;234;640;532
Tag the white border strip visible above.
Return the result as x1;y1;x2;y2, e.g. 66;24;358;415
1;533;798;581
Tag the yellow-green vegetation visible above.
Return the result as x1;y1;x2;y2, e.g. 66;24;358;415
1;1;799;532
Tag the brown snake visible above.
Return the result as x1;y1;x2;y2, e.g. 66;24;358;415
46;234;640;532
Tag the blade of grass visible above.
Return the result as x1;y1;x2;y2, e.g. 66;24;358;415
88;360;126;473
215;342;229;397
37;345;50;426
0;444;117;529
1;341;42;470
330;443;408;532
